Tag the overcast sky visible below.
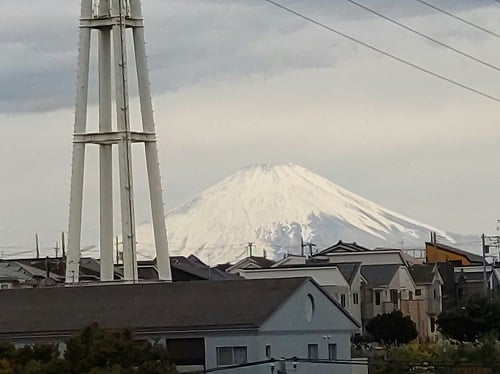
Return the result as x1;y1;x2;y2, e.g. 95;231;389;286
1;0;500;255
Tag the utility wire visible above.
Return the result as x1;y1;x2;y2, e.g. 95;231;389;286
345;0;500;72
414;0;500;38
262;0;500;104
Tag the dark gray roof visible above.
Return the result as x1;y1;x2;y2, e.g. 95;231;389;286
409;264;435;285
426;242;484;264
361;264;400;287
336;263;361;285
0;278;307;339
248;256;275;268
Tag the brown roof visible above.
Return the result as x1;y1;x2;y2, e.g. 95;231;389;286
426;242;483;264
0;278;307;339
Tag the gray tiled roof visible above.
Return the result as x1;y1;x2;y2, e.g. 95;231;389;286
409;264;435;285
361;264;400;287
0;278;307;338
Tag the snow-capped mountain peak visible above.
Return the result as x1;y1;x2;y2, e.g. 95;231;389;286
135;163;458;264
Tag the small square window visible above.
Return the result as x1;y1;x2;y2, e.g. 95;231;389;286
308;344;319;360
415;289;422;296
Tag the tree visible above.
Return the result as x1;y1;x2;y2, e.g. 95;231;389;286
0;324;177;374
63;323;176;374
366;310;418;345
437;295;500;342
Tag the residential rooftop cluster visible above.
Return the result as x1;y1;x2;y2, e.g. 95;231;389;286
0;239;495;373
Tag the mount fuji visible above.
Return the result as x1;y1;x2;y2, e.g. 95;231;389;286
135;163;469;265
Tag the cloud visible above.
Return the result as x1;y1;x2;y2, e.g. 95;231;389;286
1;0;500;255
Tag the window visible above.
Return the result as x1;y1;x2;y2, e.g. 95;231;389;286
433;288;437;299
265;345;271;359
375;291;381;305
308;344;319;360
409;291;413;300
305;294;315;322
415;289;422;296
430;317;436;333
390;289;398;305
353;293;359;305
328;344;337;360
0;284;8;290
216;347;247;367
340;294;346;308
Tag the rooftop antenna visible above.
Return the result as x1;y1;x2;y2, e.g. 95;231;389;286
66;0;172;283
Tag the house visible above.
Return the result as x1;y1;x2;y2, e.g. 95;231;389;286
226;256;275;275
404;264;444;342
425;242;483;266
360;264;416;330
240;261;362;325
0;255;237;289
316;240;408;266
0;277;359;374
0;260;64;289
454;265;500;301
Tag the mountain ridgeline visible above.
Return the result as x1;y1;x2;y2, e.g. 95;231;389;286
135;164;470;265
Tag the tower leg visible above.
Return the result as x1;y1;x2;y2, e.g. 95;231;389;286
113;0;138;281
131;0;172;281
98;0;114;281
66;0;93;284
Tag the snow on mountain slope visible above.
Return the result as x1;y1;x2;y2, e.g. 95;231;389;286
135;163;463;265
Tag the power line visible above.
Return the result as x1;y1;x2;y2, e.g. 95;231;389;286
261;0;500;103
345;0;500;72
414;0;500;39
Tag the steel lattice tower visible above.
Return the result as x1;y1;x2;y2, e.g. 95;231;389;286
66;0;172;283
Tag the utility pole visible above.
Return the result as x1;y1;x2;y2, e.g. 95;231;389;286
35;233;40;259
481;231;500;295
482;233;488;295
61;232;66;258
300;237;307;257
115;236;122;265
54;241;60;258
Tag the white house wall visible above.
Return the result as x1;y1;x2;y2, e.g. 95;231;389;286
326;252;404;265
241;267;349;289
204;281;357;374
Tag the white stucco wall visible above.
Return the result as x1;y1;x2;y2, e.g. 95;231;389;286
326;252;404;265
